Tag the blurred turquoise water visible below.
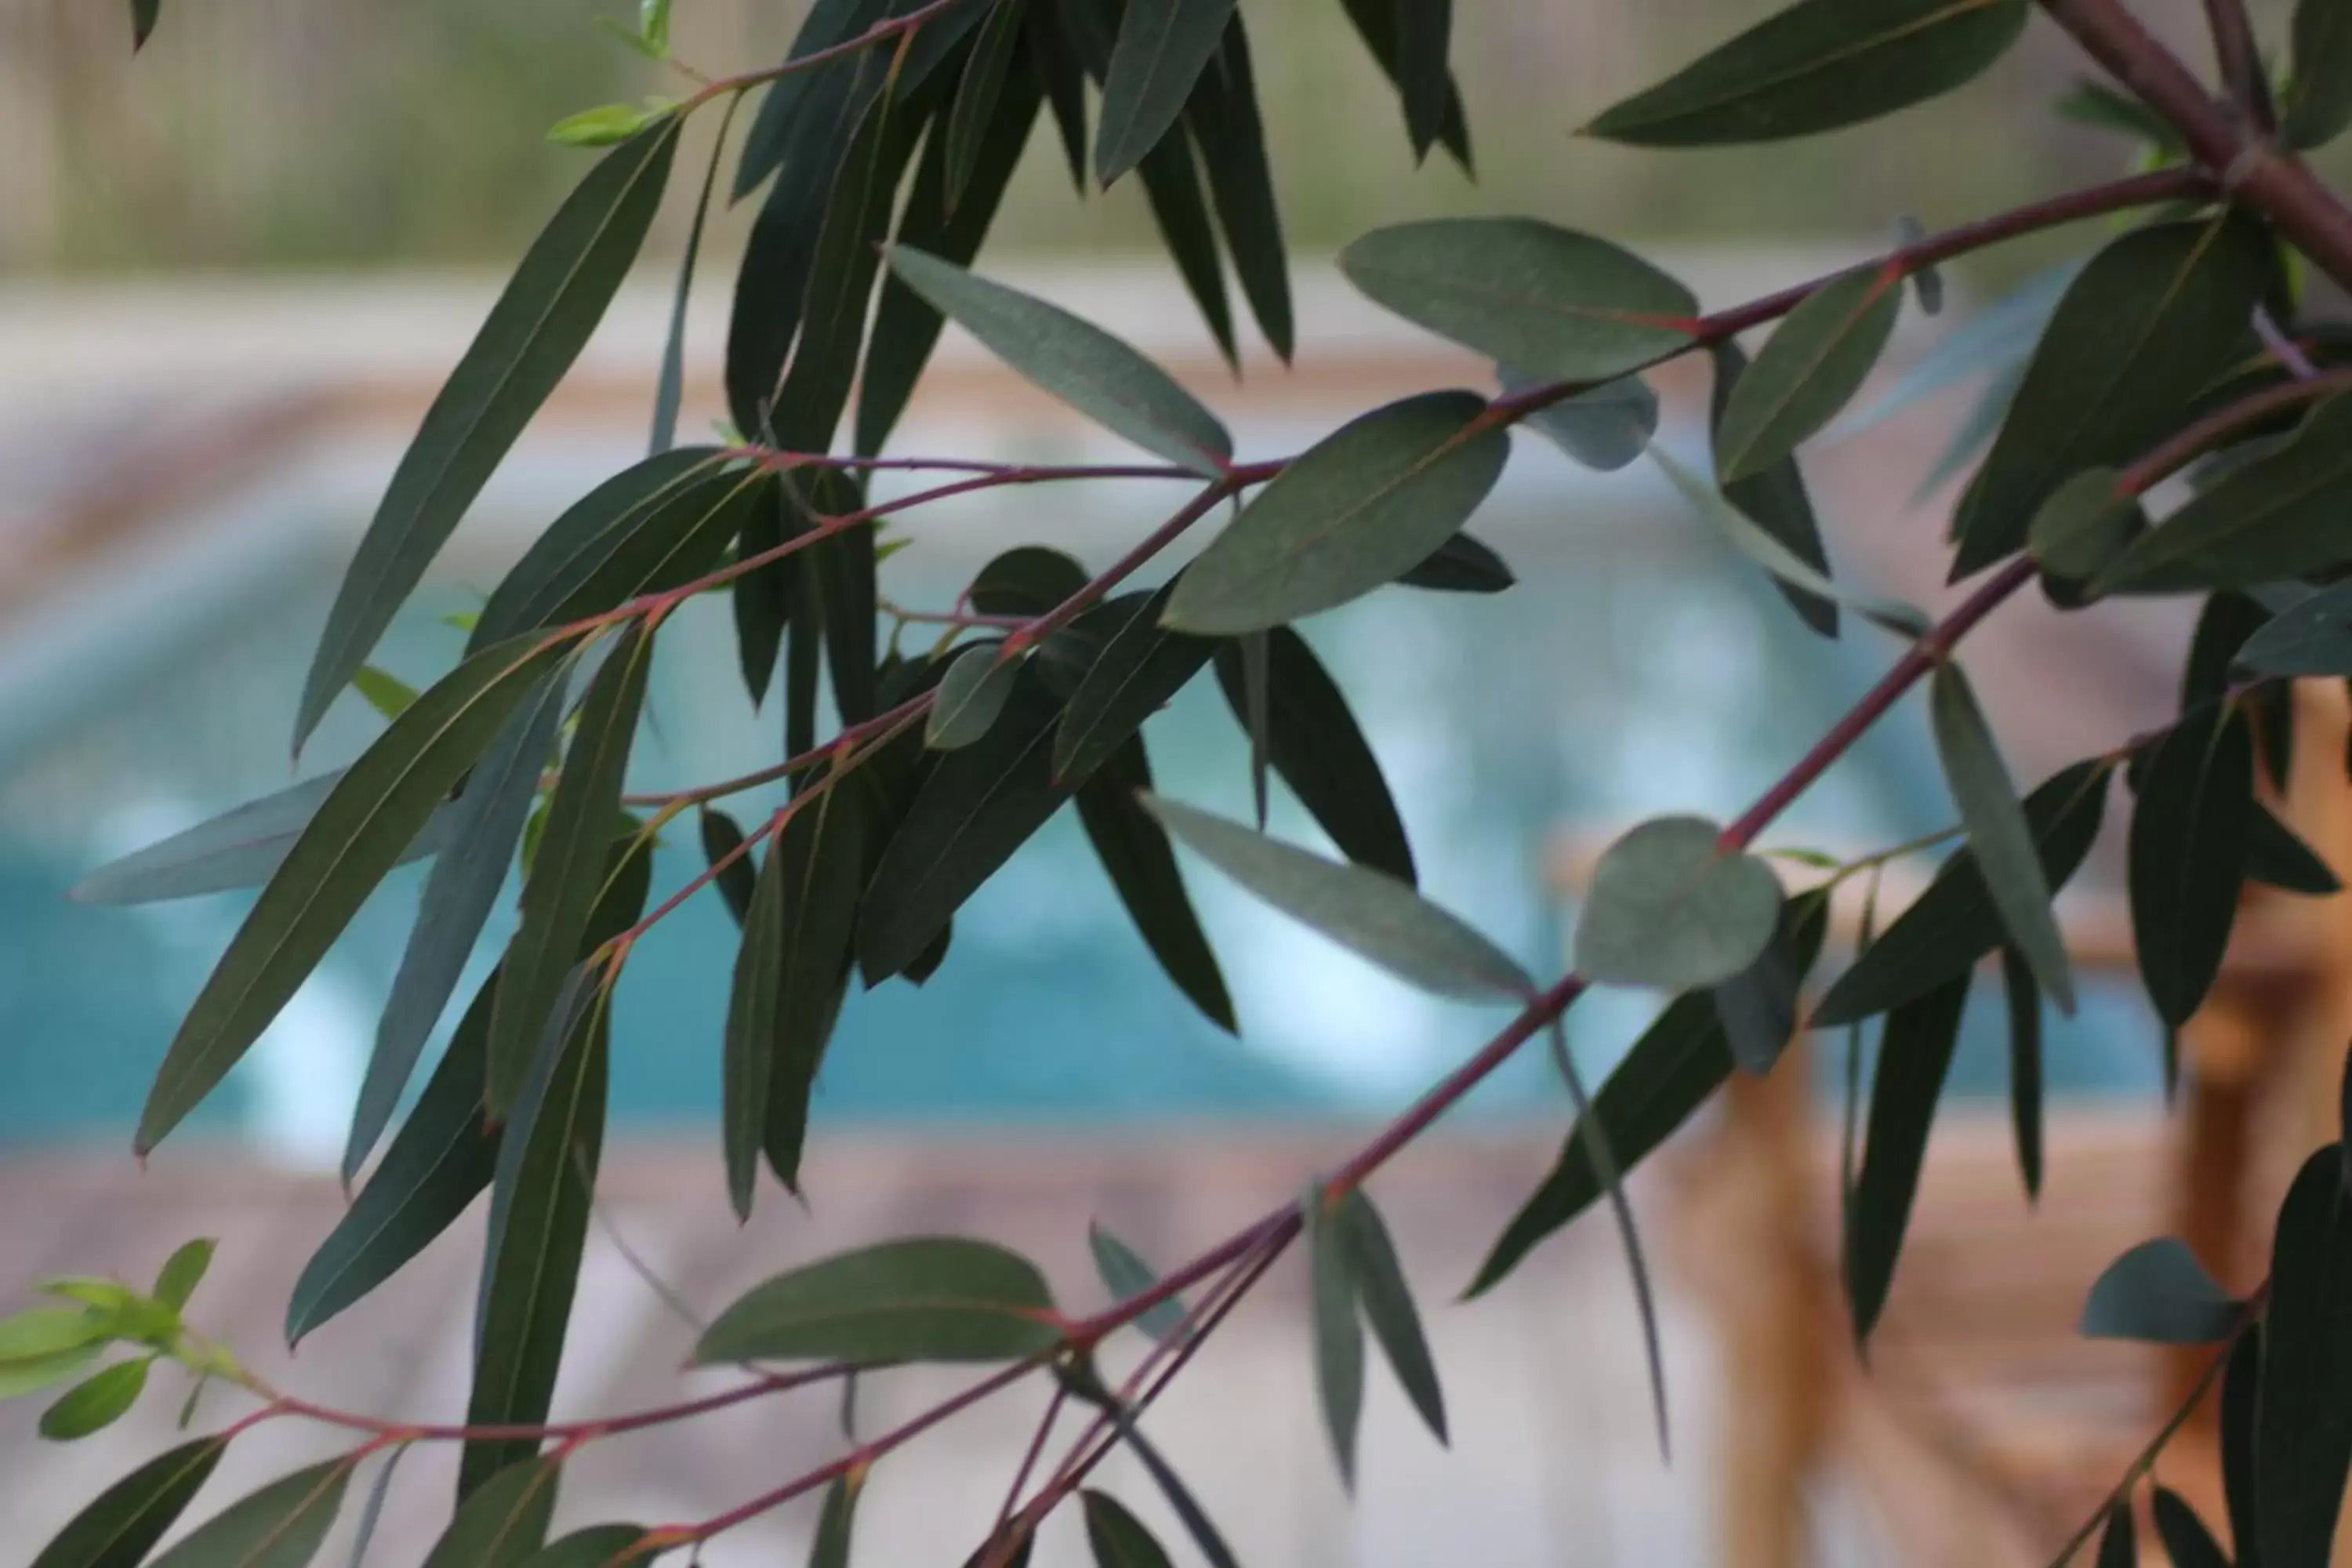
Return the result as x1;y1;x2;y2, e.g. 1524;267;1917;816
0;485;2163;1157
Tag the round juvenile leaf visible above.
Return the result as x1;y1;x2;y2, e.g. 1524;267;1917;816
927;644;1022;750
30;1436;227;1568
40;1360;149;1440
2079;1237;2238;1343
1574;816;1784;989
1341;220;1697;383
1163;391;1509;635
695;1237;1062;1366
2027;466;2140;581
1715;265;1902;481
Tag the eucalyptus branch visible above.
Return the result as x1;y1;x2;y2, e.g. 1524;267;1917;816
682;0;968;111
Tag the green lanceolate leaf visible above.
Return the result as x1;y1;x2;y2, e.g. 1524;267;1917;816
1717;265;1904;481
351;663;570;1183
1082;1490;1176;1568
2223;1324;2262;1565
650;100;731;456
1341;220;1697;383
1076;739;1236;1030
289;976;500;1343
139;636;568;1154
2249;804;2341;894
943;0;1027;209
1813;759;2111;1025
1181;14;1291;360
2237;577;2352;677
2097;1504;2137;1568
2100;397;2352;594
73;769;461;907
887;246;1231;474
487;626;652;1112
521;1526;648;1568
1954;216;2273;577
463;973;612;1497
149;1461;350;1568
760;786;866;1194
1582;0;2028;145
2079;1237;2238;1343
2153;1486;2231;1568
700;808;760;927
2129;707;2254;1027
1334;1189;1446;1445
31;1437;227;1568
2027;466;2143;583
296;124;679;750
1576;815;1784;990
2259;1146;2352;1566
154;1238;214;1312
1305;1183;1366;1490
1334;0;1472;165
130;0;160;49
1094;0;1237;185
2285;0;2352;148
469;453;758;651
697;1236;1062;1363
928;644;1022;749
1398;531;1515;593
1143;795;1531;1000
1929;662;2074;1010
2000;946;2043;1202
1134;126;1238;363
1054;588;1216;786
858;667;1070;980
1711;343;1837;636
40;1360;149;1440
1167;391;1509;635
423;1457;560;1568
1088;1221;1188;1341
1210;626;1414;883
1470;892;1831;1295
809;1474;862;1568
724;811;790;1220
1846;972;1970;1344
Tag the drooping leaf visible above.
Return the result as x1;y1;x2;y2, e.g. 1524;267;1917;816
943;0;1029;209
1169;390;1508;634
928;644;1022;749
153;1239;215;1312
1575;815;1784;990
730;0;889;198
2285;0;2352;148
138;636;568;1153
2079;1237;2239;1344
1832;258;2081;444
1813;759;2111;1024
1210;626;1415;884
351;664;570;1182
1076;740;1235;1030
1396;531;1516;593
2259;1146;2352;1566
421;1457;561;1568
858;667;1070;980
288;975;500;1345
2027;466;2143;583
1954;216;2273;576
130;0;160;49
1508;369;1661;473
71;771;460;908
1082;1490;1176;1568
1143;795;1531;1000
295;124;679;750
1334;0;1472;165
1087;1221;1188;1342
699;808;760;927
1094;0;1238;186
39;1361;150;1441
760;786;867;1194
2153;1486;2232;1568
1334;1189;1446;1445
2249;804;2341;894
724;811;789;1221
148;1461;350;1568
2236;576;2352;677
487;626;652;1112
1716;265;1904;481
30;1437;226;1568
1132;128;1238;364
1929;663;2074;1010
2223;1323;2262;1565
1181;14;1291;360
1846;972;1970;1344
1582;0;2029;145
809;1474;863;1568
886;245;1232;474
2100;397;2352;593
1053;589;1216;786
1060;1374;1237;1568
1710;343;1837;636
2129;707;2255;1027
1340;220;1697;384
2097;1503;2138;1568
1304;1183;1365;1490
1712;889;1822;1075
652;102;733;455
696;1236;1062;1364
2000;946;2043;1203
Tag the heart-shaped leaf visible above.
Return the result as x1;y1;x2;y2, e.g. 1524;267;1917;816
1575;815;1784;989
1716;265;1903;481
2079;1237;2238;1343
696;1237;1062;1364
1341;220;1697;383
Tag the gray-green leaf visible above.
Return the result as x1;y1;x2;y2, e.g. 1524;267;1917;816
1094;0;1238;185
1574;815;1784;989
2078;1237;2238;1344
30;1437;227;1568
1929;663;2074;1011
1716;265;1903;481
148;1461;350;1568
927;644;1022;750
696;1237;1062;1364
1304;1183;1364;1490
1334;1189;1446;1445
2097;396;2352;594
1088;1221;1188;1342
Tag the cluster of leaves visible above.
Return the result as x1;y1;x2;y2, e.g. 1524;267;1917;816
57;0;2352;1561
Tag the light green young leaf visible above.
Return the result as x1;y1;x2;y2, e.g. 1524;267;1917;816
1929;664;2074;1011
547;103;658;147
927;644;1022;750
1164;390;1509;635
1715;265;1902;481
884;245;1232;475
152;1240;215;1312
1142;795;1532;1000
40;1360;150;1441
1574;815;1784;989
697;1237;1062;1365
1341;220;1697;383
638;0;670;54
351;666;417;722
